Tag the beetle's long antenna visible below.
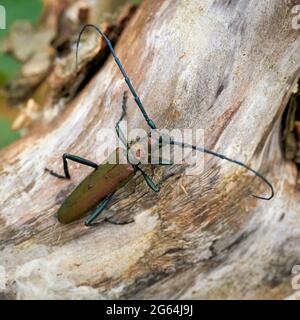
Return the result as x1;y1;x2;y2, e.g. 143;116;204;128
76;24;157;130
75;25;274;200
170;139;274;200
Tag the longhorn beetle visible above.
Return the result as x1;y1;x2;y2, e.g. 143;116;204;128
45;24;274;227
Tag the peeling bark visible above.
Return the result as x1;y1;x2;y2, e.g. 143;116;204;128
0;0;300;300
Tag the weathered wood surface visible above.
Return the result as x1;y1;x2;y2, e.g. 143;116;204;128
0;0;300;299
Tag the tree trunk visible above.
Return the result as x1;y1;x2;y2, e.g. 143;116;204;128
0;0;300;300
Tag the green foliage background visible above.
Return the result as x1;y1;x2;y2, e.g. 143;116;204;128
0;0;43;148
0;0;43;83
0;0;142;148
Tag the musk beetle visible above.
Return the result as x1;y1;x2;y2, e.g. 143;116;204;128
45;24;274;227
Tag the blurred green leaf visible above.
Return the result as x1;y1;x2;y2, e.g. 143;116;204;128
0;116;20;148
0;0;42;148
0;0;43;37
0;0;43;84
0;53;20;84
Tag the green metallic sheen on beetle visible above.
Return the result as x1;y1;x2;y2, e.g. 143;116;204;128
57;148;135;224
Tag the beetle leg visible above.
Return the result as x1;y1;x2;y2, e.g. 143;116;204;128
85;192;115;226
45;154;98;180
135;166;160;192
115;92;128;148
